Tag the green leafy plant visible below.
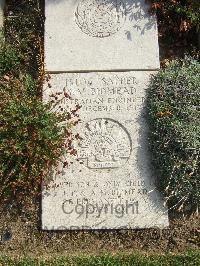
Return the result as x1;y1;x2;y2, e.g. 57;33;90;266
0;40;80;209
0;40;21;75
147;57;200;211
148;0;200;61
5;0;44;78
150;0;200;30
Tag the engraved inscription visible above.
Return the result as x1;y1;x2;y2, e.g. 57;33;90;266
77;118;131;169
62;74;143;113
75;0;126;38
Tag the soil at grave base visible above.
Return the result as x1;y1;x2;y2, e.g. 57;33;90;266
0;205;199;258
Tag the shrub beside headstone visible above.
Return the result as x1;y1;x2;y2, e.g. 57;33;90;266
147;57;200;211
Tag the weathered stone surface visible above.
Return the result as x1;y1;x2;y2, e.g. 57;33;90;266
45;0;160;72
0;0;5;28
42;71;169;230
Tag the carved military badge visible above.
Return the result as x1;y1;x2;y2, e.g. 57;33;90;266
77;118;131;169
75;0;126;38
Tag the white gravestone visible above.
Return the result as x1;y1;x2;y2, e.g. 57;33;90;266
45;0;160;71
42;0;169;230
42;71;169;229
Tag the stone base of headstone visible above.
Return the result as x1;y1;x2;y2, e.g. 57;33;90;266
42;71;169;230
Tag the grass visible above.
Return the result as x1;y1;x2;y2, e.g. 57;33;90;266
0;250;199;266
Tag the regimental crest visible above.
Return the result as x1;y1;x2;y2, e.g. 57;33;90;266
75;0;126;38
77;118;131;169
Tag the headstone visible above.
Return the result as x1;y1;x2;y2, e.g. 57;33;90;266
42;0;169;230
45;0;159;71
